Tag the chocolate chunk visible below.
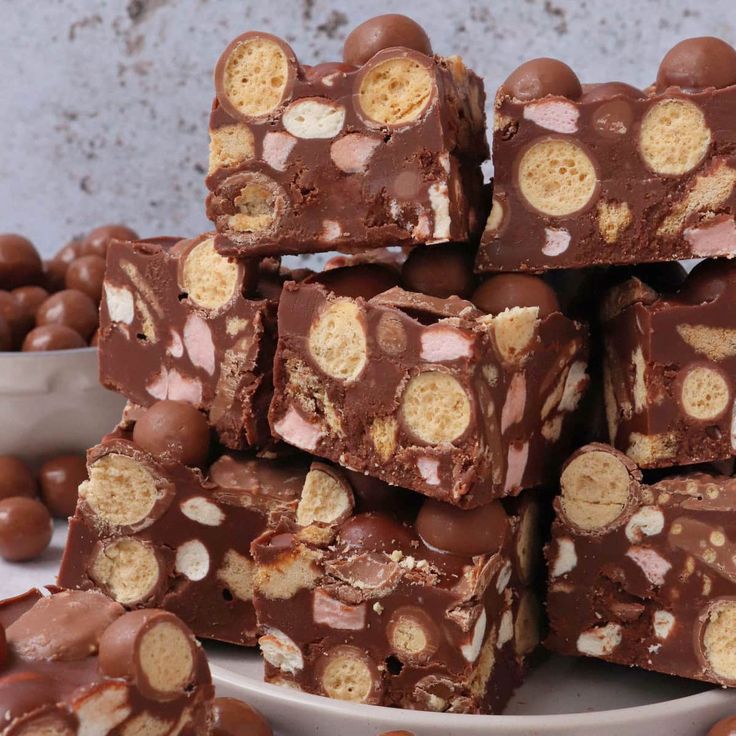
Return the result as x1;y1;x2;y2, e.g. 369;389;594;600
343;14;432;66
0;624;6;669
132;399;211;466
580;81;644;102
64;254;106;303
0;457;37;501
38;455;86;518
41;258;68;293
0;235;42;290
35;289;98;340
311;263;399;300
0;497;52;562
401;244;475;299
657;36;736;92
22;324;86;352
416;498;509;556
11;285;48;317
502;57;582;101
97;608;197;701
6;589;122;661
471;274;560;317
338;512;414;553
0;291;32;347
81;224;139;258
211;697;273;736
89;327;100;347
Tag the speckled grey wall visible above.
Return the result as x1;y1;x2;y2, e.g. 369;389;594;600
0;0;732;256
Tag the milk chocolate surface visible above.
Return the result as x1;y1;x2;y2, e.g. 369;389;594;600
0;588;213;734
58;416;310;646
205;26;488;257
99;234;277;450
603;261;736;468
252;466;544;713
547;443;736;687
477;38;736;271
270;280;589;506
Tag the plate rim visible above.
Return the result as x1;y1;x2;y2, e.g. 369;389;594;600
211;662;736;729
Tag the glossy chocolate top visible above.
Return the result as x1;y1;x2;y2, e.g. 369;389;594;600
0;235;42;290
471;274;560;316
401;244;475;299
7;590;122;661
132;400;211;467
502;57;582;101
343;14;432;67
657;36;736;92
416;498;509;556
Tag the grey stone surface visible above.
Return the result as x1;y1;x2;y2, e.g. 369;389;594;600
0;0;732;256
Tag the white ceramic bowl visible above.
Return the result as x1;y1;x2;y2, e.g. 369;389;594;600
0;347;126;461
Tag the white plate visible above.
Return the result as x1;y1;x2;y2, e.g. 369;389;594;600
0;347;126;461
5;527;736;736
210;645;736;736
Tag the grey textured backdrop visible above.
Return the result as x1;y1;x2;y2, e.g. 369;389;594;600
0;0;733;256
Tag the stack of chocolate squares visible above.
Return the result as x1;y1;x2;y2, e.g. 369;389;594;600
48;13;736;720
53;14;588;715
484;38;736;689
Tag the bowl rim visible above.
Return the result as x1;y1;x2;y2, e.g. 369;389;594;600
0;346;97;358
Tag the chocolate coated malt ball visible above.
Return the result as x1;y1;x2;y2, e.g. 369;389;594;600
338;512;414;553
53;239;84;265
0;316;11;351
0;497;52;562
401;244;475;299
632;261;688;293
680;259;736;305
42;259;68;293
133;400;211;466
0;457;37;500
343;14;432;66
35;289;98;340
472;274;560;317
0;234;42;290
212;697;273;736
38;455;87;518
0;291;32;347
65;255;106;303
503;57;582;101
313;263;399;300
416;498;509;556
22;324;86;352
657;37;736;92
580;81;644;103
708;715;736;736
81;224;138;258
12;285;49;317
